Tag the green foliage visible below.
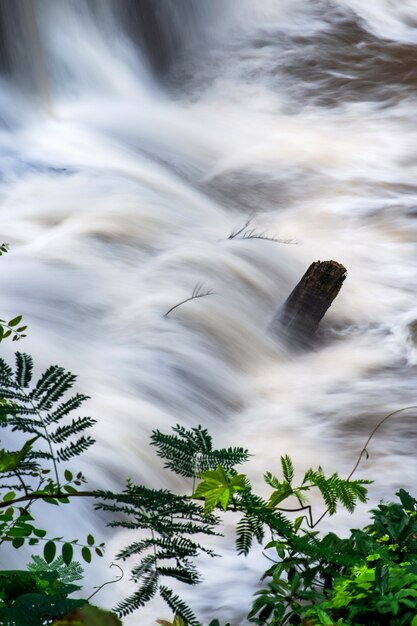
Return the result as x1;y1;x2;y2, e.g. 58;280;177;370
0;353;104;560
193;465;247;513
0;352;96;472
0;279;412;626
151;424;249;478
0;569;86;625
249;490;417;625
0;315;27;343
27;555;84;584
96;480;220;621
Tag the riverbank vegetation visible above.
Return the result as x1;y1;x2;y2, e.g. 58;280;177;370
1;244;417;626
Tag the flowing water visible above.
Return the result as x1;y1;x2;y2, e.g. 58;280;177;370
1;0;417;622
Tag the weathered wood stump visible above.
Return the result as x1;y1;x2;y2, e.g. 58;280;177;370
270;260;347;347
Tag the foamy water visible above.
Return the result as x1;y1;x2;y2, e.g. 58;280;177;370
1;1;417;622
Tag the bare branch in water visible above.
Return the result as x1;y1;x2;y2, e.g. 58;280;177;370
228;217;253;240
163;282;215;318
228;218;297;244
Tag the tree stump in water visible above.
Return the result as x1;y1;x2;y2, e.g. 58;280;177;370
271;260;347;347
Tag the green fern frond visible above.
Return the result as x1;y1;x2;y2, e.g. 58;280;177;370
27;555;84;584
0;358;14;382
236;510;266;555
159;587;200;626
50;417;97;444
240;491;293;538
264;472;282;490
15;353;33;388
157;566;201;585
280;455;294;484
130;554;158;577
57;436;95;462
115;570;158;617
0;354;95;478
236;514;254;555
29;365;76;409
151;425;249;478
303;469;370;515
44;394;90;425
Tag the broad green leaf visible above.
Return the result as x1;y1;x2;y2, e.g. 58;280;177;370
193;466;246;514
316;607;335;625
8;315;22;327
87;533;94;546
81;546;91;563
0;436;39;472
62;542;73;565
44;540;56;563
12;537;25;549
3;492;16;502
268;482;293;508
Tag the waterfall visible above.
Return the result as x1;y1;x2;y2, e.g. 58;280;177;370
1;1;417;622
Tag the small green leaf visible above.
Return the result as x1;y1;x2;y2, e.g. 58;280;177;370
87;534;94;546
43;498;59;505
193;466;246;514
3;491;16;502
44;540;56;563
0;436;39;472
8;315;22;327
62;542;74;565
82;546;92;563
95;547;104;557
64;469;73;482
12;537;25;549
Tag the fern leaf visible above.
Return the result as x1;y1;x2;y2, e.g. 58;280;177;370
264;472;282;490
44;394;90;425
15;353;33;388
0;358;14;382
151;425;249;478
157;566;201;585
236;514;254;555
29;366;76;409
57;436;95;462
50;416;97;444
130;554;158;577
159;587;200;626
114;570;158;617
280;455;294;484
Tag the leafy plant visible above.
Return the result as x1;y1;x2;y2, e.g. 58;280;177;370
0;352;103;562
27;555;84;585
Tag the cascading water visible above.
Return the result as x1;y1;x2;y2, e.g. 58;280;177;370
1;0;417;622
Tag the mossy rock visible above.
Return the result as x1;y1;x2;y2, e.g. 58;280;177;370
52;604;122;626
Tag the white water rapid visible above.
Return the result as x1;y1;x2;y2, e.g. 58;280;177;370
1;1;417;623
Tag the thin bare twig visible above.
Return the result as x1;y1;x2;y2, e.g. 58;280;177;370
88;562;124;601
163;282;215;318
228;218;253;240
348;405;417;481
311;405;417;529
228;218;296;244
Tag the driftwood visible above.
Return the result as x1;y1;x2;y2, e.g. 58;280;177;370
271;260;347;347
